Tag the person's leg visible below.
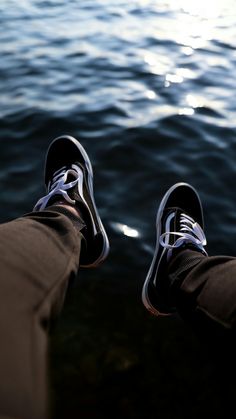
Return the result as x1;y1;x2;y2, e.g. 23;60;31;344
0;135;109;419
168;249;236;340
142;183;236;342
0;209;84;419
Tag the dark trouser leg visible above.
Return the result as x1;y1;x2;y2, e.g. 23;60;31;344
168;249;236;343
0;209;84;419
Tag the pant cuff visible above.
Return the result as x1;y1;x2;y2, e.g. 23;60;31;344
168;249;206;290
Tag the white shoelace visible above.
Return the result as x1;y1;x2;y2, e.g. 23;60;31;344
34;164;83;211
159;213;207;260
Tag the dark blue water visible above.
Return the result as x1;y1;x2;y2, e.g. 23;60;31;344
1;1;236;418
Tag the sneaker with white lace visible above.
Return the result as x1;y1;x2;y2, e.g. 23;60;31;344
33;135;110;268
142;183;207;316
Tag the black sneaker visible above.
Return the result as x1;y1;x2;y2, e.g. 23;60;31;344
33;135;110;268
142;182;207;316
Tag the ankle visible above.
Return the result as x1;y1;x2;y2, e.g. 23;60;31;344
52;200;83;219
168;248;206;283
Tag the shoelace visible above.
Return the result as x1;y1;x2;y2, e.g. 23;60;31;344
159;213;207;260
33;164;82;211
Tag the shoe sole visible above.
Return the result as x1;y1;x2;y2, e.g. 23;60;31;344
142;182;203;316
46;135;110;268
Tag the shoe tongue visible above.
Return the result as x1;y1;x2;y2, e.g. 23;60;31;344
66;172;77;183
163;207;185;218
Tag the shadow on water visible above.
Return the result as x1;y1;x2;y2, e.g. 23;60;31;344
50;267;236;419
